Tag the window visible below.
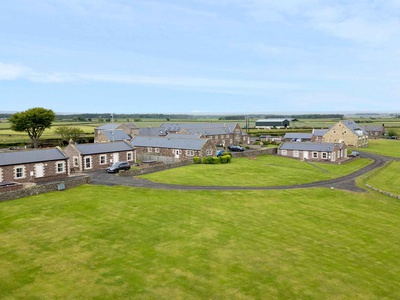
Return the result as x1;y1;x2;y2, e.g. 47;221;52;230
57;161;65;173
73;156;79;167
322;152;327;159
206;149;212;156
84;157;92;169
293;150;299;157
15;166;25;179
186;150;194;156
147;147;153;153
174;150;182;155
127;151;133;161
312;152;318;158
0;168;3;182
99;155;107;165
281;150;287;156
155;148;160;153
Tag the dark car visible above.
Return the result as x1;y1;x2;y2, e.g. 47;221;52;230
348;151;360;157
228;145;245;152
106;161;131;173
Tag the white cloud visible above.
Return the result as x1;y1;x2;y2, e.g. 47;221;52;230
0;63;30;80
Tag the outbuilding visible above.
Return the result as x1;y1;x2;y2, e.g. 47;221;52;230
255;119;290;129
278;142;347;163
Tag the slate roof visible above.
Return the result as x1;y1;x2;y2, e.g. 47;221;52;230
102;129;131;141
186;128;232;135
166;133;204;139
95;123;120;130
279;142;344;152
341;120;367;136
139;128;167;136
74;141;134;155
256;118;290;123
160;122;237;132
131;136;208;150
0;148;68;166
312;129;328;136
363;125;384;132
283;133;313;139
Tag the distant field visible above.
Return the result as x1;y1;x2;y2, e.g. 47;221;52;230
140;155;371;186
0;185;399;299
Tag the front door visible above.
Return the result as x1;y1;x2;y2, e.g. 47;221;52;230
35;163;44;177
113;153;119;163
303;151;309;160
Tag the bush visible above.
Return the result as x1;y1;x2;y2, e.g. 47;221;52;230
219;155;231;163
202;156;220;164
193;156;201;164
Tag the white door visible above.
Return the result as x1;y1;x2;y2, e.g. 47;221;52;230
113;153;119;163
35;163;44;177
303;151;309;160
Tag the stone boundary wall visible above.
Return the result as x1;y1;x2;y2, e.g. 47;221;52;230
231;147;277;158
365;184;400;200
0;175;90;202
121;159;194;176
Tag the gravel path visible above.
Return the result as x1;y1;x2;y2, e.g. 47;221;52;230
89;152;392;192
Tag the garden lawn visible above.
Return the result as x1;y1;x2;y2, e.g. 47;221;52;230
0;185;399;299
360;139;400;158
364;161;400;195
140;155;371;186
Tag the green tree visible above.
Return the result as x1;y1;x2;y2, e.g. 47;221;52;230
9;107;56;148
54;126;85;143
387;129;398;137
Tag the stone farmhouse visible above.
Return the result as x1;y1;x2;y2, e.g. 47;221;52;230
323;120;368;147
0;147;69;183
362;125;386;139
64;140;135;172
311;129;328;142
94;123;139;143
160;122;249;146
131;135;216;163
278;142;347;163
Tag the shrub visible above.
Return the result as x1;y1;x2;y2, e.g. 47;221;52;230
219;155;231;163
193;156;201;164
202;156;221;164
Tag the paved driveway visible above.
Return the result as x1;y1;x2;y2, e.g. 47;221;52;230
89;152;391;192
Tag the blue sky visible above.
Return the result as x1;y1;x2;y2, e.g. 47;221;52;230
1;0;400;114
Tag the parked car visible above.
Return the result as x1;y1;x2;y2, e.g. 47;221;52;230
228;145;245;152
390;136;398;140
106;161;131;173
216;150;226;157
348;151;360;157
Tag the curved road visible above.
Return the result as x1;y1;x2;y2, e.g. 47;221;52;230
89;152;393;192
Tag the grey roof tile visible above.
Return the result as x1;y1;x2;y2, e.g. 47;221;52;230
279;142;343;152
131;136;208;150
0;148;68;166
75;141;134;155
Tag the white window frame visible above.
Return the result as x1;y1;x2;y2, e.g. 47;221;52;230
293;150;299;158
206;149;212;156
0;167;3;182
127;151;133;161
281;150;287;156
56;161;66;173
186;150;194;156
154;148;160;153
312;152;318;158
322;152;328;159
99;155;107;165
84;156;93;170
73;156;79;167
147;147;153;153
14;165;26;179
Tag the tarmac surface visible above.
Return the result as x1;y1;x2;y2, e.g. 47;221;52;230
88;152;394;192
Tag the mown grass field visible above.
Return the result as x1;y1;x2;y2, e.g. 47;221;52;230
359;139;400;158
364;161;400;195
140;155;371;186
0;185;399;299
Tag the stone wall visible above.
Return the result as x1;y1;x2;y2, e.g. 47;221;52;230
0;175;90;202
230;147;277;158
120;159;194;176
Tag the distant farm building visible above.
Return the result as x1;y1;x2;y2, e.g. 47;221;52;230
255;119;290;129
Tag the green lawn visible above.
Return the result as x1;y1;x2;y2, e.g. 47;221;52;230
140;155;371;186
364;161;400;195
0;185;399;299
360;139;400;158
